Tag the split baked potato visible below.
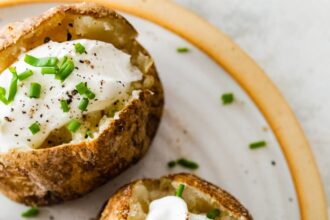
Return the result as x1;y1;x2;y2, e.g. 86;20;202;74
100;173;253;220
0;3;164;206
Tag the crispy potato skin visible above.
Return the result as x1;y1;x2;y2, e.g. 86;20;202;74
0;3;164;205
100;173;253;220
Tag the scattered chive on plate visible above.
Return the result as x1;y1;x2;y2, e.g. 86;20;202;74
21;207;39;218
221;93;234;105
168;158;199;170
249;140;267;150
177;47;189;53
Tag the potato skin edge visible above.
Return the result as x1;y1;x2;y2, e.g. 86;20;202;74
100;173;253;220
0;3;164;206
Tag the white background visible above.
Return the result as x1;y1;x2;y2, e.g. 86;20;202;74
175;0;330;210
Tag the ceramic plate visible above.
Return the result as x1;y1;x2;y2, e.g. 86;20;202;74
0;1;326;220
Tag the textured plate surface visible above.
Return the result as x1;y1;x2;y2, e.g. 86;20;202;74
0;2;304;220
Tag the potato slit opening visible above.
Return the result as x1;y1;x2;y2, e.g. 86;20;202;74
127;178;239;220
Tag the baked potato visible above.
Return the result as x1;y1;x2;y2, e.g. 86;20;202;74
100;173;253;220
0;3;164;206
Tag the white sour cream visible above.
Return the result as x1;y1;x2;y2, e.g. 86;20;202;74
0;39;142;152
146;196;210;220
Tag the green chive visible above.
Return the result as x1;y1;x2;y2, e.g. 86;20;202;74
206;209;221;219
177;158;199;170
175;184;185;198
85;89;95;99
75;82;88;95
24;54;58;67
29;82;41;99
74;43;86;54
86;130;94;138
0;87;8;105
9;66;17;74
29;122;40;135
78;97;89;111
57;57;75;81
167;160;177;168
221;93;234;105
67;119;81;133
249;141;267;150
177;47;189;53
21;207;39;218
18;69;33;81
75;82;95;99
57;56;68;68
60;100;70;112
41;67;58;75
0;87;6;96
7;67;18;102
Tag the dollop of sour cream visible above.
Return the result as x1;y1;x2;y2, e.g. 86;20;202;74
0;39;142;152
146;196;210;220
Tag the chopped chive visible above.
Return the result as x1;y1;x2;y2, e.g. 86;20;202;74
0;87;6;96
18;69;33;81
249;141;267;150
75;82;95;99
78;97;89;111
67;119;81;133
177;47;189;53
177;158;199;170
175;184;185;198
207;209;221;219
85;89;95;99
21;207;39;218
221;93;234;105
86;130;94;138
167;160;177;168
0;87;8;105
58;60;75;80
57;56;68;68
9;66;17;74
60;100;70;112
29;122;40;135
41;67;57;75
75;82;88;95
24;54;58;67
7;67;18;102
74;43;86;54
29;83;41;99
57;57;75;81
0;86;6;96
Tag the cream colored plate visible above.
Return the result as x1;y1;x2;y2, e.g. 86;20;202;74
0;2;325;220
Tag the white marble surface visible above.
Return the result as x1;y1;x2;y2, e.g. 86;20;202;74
175;0;330;210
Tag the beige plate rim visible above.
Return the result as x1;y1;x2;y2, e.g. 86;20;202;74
0;0;328;219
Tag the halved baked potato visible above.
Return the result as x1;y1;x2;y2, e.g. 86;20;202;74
100;173;253;220
0;3;163;205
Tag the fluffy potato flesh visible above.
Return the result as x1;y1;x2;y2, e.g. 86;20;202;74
0;3;163;205
100;174;253;220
